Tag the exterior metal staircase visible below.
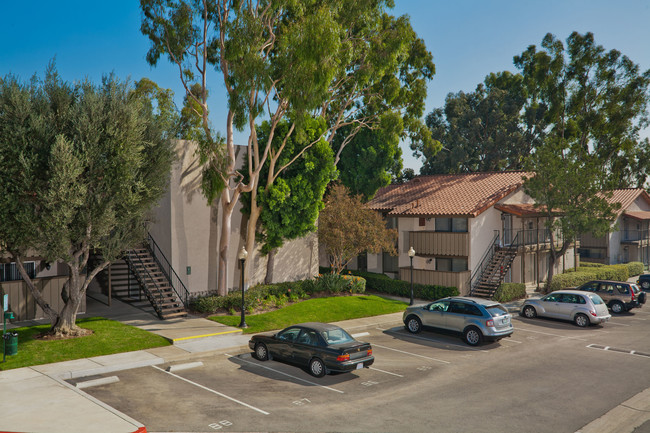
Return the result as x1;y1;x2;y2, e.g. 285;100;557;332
96;233;189;320
469;231;519;299
123;248;187;319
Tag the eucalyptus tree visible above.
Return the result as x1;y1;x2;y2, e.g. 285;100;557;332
0;68;175;336
140;0;434;294
241;117;337;283
516;32;650;288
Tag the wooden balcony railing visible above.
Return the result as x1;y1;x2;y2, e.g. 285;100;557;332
399;268;470;295
408;231;469;256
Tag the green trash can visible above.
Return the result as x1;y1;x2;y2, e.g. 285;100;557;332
3;332;18;356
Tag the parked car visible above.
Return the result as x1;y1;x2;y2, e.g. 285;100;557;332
402;296;513;346
637;274;650;291
573;280;646;313
248;322;374;378
520;290;610;327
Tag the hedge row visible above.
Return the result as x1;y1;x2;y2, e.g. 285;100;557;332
190;273;365;314
546;261;644;292
493;283;527;303
334;268;459;301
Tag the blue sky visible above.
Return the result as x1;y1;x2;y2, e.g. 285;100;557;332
2;1;649;171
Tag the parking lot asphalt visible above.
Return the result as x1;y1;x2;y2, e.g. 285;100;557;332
2;292;650;433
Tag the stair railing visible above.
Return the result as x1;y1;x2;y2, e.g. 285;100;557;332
145;232;190;308
468;231;500;296
124;250;167;319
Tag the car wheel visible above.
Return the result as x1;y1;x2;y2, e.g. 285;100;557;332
610;301;625;314
405;316;422;334
642;281;650;290
522;305;537;318
254;343;269;361
309;358;327;378
574;313;590;328
463;326;483;346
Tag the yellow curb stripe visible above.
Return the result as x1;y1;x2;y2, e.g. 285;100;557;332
172;329;243;342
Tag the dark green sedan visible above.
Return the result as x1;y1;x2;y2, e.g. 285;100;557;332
248;322;374;377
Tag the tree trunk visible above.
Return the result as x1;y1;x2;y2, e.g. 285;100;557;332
244;187;261;289
545;233;573;293
218;191;237;296
51;260;85;336
265;249;276;284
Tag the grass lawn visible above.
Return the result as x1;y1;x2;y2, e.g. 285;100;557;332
208;294;408;334
0;317;171;371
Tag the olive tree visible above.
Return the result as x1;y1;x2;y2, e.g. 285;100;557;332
0;68;174;336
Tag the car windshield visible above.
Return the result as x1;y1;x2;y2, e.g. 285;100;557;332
485;304;508;317
586;294;604;305
320;328;354;345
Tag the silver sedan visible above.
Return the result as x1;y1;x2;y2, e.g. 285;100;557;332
520;289;611;327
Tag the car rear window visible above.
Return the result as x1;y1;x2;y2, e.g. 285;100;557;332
485;305;508;317
320;328;354;345
587;294;604;305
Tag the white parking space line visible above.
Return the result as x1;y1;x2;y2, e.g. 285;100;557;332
500;338;522;344
368;367;403;377
586;344;650;359
514;327;591;341
351;332;370;338
152;365;270;415
371;343;450;364
224;353;345;394
385;329;491;352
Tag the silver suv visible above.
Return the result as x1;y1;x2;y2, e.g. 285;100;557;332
403;297;514;346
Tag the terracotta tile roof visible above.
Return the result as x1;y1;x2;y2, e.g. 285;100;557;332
624;211;650;221
605;189;650;217
367;172;532;217
494;203;548;217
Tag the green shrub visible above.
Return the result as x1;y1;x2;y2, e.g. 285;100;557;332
627;261;644;276
189;274;366;315
336;269;457;300
317;272;348;293
547;261;642;293
579;261;604;267
590;264;628;281
493;283;527;303
546;271;594;292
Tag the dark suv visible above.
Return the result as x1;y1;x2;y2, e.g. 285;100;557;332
575;280;646;313
637;274;650;291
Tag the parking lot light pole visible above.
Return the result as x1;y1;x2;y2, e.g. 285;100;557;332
238;247;248;329
408;247;415;305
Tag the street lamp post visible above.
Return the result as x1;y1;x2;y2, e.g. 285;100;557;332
238;247;248;328
408;246;415;305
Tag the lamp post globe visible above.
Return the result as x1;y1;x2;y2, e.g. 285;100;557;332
238;247;248;328
408;247;415;305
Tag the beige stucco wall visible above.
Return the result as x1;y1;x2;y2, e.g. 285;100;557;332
150;140;318;295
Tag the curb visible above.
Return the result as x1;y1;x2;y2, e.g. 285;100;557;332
170;328;243;343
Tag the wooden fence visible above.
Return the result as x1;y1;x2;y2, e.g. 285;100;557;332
0;276;83;321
